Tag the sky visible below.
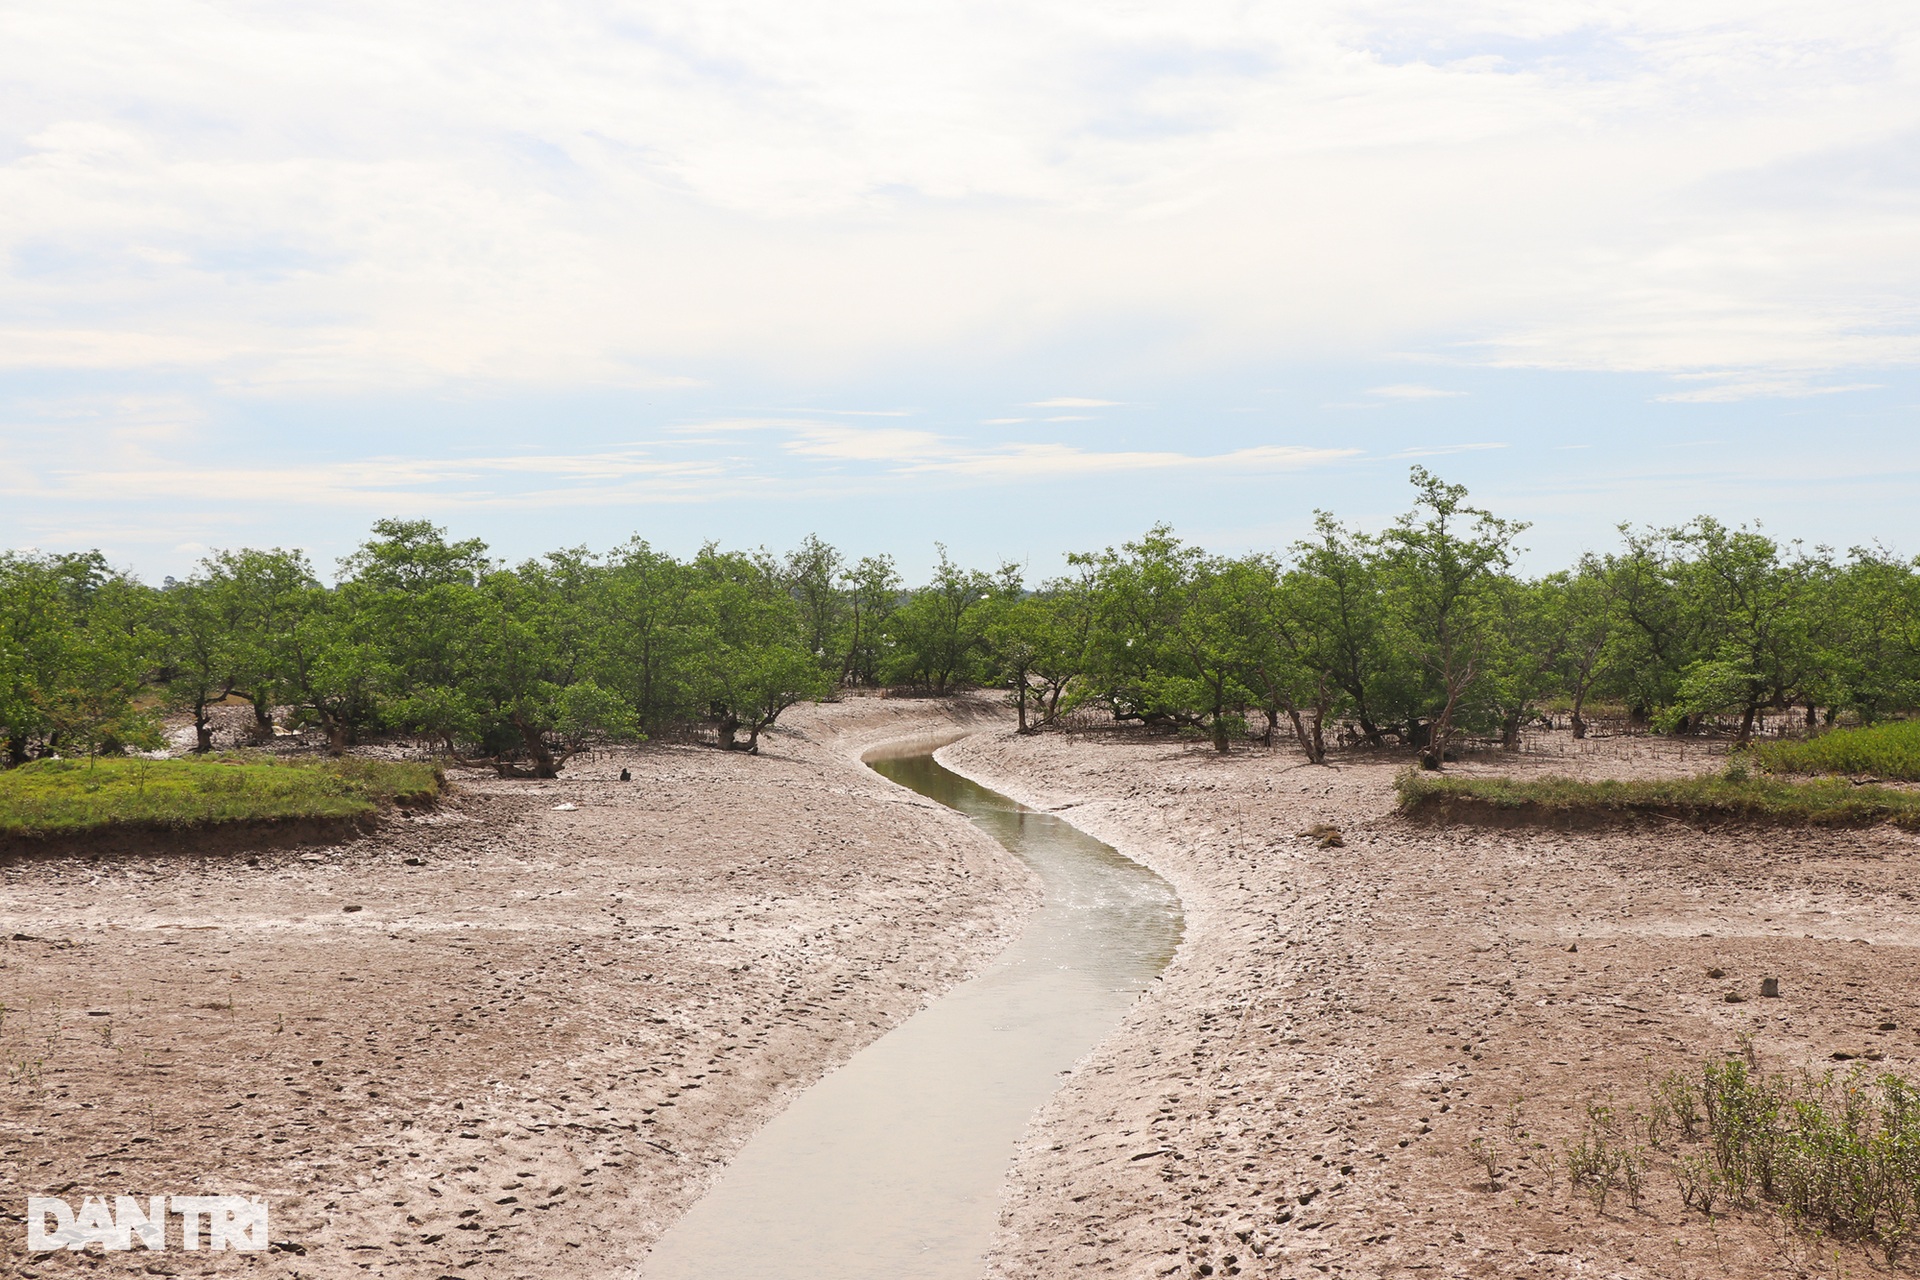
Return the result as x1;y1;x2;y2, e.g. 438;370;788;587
2;0;1917;584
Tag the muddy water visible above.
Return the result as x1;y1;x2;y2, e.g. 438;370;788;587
641;744;1182;1280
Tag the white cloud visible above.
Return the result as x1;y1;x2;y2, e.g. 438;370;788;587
1387;442;1508;458
0;416;1360;510
574;415;1365;482
713;418;1359;476
0;1;1914;395
1368;384;1466;400
0;435;730;508
1029;398;1122;408
781;425;948;461
1652;375;1882;403
912;442;1358;479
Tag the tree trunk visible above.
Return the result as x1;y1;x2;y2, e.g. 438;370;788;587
1501;713;1521;752
6;734;26;768
1422;686;1466;771
249;694;275;743
1211;702;1230;754
1804;701;1817;729
1358;715;1384;747
1571;689;1588;739
1016;671;1029;734
516;719;560;778
1286;709;1326;765
1419;719;1444;769
324;718;348;757
1737;703;1758;745
195;713;214;754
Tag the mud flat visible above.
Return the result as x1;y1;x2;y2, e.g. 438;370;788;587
941;728;1920;1279
0;696;1033;1277
644;746;1180;1280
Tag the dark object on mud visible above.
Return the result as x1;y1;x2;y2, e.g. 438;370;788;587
1707;967;1726;978
620;768;632;782
342;904;363;913
1761;977;1781;998
1725;992;1747;1003
1300;823;1344;849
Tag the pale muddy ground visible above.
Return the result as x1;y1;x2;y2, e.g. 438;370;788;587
0;696;1035;1278
11;703;1920;1280
941;726;1920;1280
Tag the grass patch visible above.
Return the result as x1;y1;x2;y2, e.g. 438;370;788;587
1648;1057;1920;1262
1750;719;1920;781
1396;770;1920;830
0;755;441;838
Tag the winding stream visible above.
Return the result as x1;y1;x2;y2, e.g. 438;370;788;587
642;740;1183;1279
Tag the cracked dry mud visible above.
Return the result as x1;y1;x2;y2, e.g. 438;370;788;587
0;697;1034;1278
940;727;1920;1279
8;699;1920;1280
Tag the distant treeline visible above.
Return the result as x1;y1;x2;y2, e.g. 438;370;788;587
3;468;1917;774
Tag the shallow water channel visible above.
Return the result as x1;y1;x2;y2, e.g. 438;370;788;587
641;742;1183;1280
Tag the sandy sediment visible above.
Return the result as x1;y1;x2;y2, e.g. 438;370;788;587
941;727;1920;1279
0;695;1032;1277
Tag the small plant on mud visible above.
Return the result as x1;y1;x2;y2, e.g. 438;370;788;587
1675;1153;1724;1216
1503;1100;1530;1146
1698;1058;1769;1204
1466;1134;1503;1188
1559;1105;1635;1212
1564;1101;1646;1212
1653;1071;1704;1145
1653;1054;1920;1263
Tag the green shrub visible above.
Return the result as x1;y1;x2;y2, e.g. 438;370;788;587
0;755;440;837
1651;1059;1920;1262
1396;769;1920;830
1750;720;1920;781
1564;1101;1646;1211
